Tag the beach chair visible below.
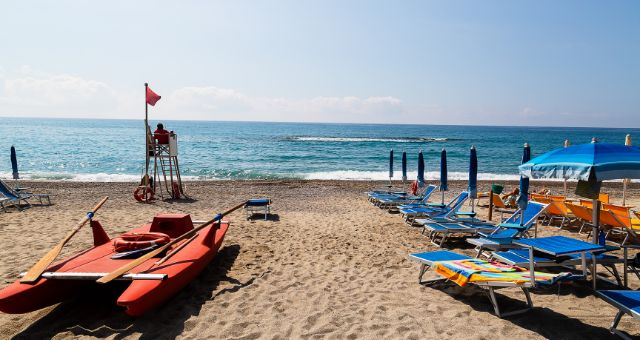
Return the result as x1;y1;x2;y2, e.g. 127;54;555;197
418;219;497;247
565;202;594;234
0;183;30;210
534;197;573;228
601;209;640;245
244;198;271;220
491;247;626;287
466;202;548;257
399;191;472;224
375;185;437;209
597;290;640;339
409;250;576;317
0;179;51;206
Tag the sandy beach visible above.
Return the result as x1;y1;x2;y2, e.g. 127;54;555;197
1;179;639;339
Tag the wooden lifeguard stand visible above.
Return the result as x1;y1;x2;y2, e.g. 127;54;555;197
148;132;186;200
135;83;186;202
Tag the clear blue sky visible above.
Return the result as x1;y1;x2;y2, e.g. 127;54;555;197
0;1;638;127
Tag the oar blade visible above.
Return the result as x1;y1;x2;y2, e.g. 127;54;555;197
20;244;65;283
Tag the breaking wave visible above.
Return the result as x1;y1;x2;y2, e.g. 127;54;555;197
286;136;450;143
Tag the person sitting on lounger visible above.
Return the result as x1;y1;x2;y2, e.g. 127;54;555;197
501;187;519;208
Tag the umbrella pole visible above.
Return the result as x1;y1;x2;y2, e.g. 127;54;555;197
592;199;600;245
441;191;445;205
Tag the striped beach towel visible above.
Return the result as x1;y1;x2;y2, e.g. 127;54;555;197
434;259;561;287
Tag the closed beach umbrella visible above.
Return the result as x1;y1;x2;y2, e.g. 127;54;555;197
388;149;394;181
623;134;632;206
468;146;478;212
440;149;448;204
468;146;477;198
10;146;19;180
519;140;640;243
417;151;425;184
516;143;531;224
401;152;407;182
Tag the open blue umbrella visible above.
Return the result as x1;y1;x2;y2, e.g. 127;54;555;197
519;140;640;243
440;149;448;204
469;146;478;212
517;143;531;212
519;141;640;181
10;146;19;180
417;151;425;184
401;152;407;189
388;149;394;185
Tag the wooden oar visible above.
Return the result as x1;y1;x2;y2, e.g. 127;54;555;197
21;196;109;284
97;201;246;284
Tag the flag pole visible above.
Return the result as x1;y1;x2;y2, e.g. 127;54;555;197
144;83;150;185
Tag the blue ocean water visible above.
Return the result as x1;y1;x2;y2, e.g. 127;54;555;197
1;117;638;182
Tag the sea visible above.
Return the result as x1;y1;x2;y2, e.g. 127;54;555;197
1;117;638;182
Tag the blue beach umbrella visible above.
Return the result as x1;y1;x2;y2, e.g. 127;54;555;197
10;146;19;180
388;149;394;181
440;149;448;204
516;143;531;212
417;151;425;184
519;140;640;243
401;152;407;183
469;146;478;212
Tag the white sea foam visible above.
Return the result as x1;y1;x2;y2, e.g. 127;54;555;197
1;171;636;183
290;136;448;143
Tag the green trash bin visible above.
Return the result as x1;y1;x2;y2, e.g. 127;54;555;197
491;184;504;195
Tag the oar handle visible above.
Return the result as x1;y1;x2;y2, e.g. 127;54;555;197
97;200;247;284
64;196;110;242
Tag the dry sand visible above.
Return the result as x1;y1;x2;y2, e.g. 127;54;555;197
1;179;640;339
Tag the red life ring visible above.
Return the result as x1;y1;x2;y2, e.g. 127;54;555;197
113;232;170;252
134;185;155;202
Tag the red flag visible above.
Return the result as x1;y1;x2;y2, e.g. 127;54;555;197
146;86;161;106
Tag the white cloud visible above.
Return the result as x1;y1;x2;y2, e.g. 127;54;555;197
0;68;118;117
157;86;406;123
0;68;407;123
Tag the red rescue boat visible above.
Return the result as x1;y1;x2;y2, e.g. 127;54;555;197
0;213;230;316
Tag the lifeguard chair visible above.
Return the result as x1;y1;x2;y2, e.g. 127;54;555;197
149;132;186;200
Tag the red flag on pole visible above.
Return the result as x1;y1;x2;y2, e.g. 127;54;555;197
146;86;161;106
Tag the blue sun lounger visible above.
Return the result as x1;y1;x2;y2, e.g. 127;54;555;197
244;198;271;220
491;247;626;287
597;290;640;339
0;179;51;208
409;250;577;318
466;201;548;257
399;191;473;224
375;185;437;209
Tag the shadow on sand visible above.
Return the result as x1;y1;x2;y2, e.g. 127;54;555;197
426;281;618;339
247;213;280;222
13;244;242;339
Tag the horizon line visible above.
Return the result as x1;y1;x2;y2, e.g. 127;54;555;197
1;114;639;130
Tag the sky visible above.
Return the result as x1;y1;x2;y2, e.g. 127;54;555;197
0;1;638;127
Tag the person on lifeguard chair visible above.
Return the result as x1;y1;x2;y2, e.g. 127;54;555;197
154;123;171;144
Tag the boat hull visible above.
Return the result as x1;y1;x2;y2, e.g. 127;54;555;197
0;214;230;316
